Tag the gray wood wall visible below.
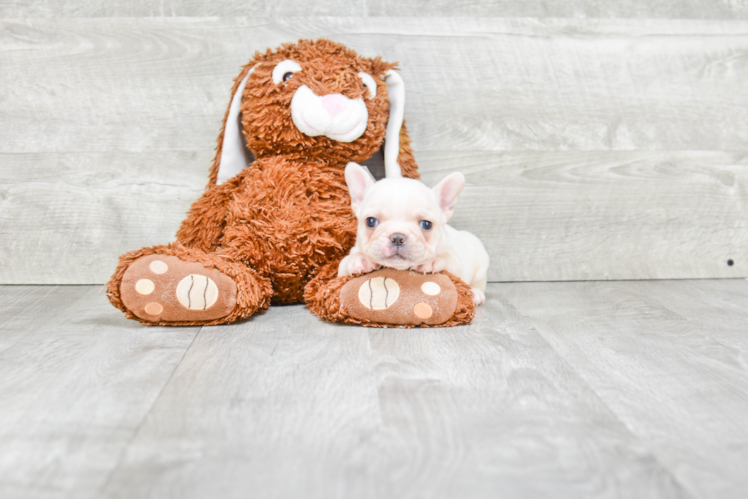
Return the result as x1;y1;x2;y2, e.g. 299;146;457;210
2;2;747;284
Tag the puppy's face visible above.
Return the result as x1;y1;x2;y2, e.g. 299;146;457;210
345;163;465;270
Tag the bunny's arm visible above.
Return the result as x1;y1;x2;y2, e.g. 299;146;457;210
175;173;243;252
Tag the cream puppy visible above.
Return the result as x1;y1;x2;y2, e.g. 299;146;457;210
338;162;489;305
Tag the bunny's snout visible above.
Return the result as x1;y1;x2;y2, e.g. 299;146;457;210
290;85;368;143
321;94;348;118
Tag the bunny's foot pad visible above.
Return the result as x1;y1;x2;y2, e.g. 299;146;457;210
120;255;237;323
340;268;458;326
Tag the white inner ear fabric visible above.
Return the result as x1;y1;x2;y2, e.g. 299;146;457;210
216;65;257;185
384;70;405;178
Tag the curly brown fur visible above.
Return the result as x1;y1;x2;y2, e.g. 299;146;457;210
396;122;420;179
176;174;244;252
206;39;419;188
108;38;472;327
215;155;357;303
241;40;394;163
175;39;417;305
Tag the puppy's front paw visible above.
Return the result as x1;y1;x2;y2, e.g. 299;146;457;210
471;288;486;305
347;254;381;275
413;257;446;274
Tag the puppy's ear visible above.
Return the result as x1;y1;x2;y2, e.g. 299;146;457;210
433;172;465;220
345;162;376;214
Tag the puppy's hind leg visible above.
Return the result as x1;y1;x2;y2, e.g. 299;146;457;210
470;272;487;306
471;288;486;305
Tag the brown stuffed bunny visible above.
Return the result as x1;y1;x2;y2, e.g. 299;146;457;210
106;39;475;327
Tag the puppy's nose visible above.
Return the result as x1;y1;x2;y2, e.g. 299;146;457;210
390;233;406;247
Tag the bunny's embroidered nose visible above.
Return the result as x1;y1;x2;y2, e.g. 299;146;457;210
321;94;347;117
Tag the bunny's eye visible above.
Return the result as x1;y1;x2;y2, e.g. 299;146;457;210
358;72;377;99
272;60;302;84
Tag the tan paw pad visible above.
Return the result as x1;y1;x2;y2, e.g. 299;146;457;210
144;302;163;315
135;279;155;295
176;274;219;310
149;260;168;274
120;254;237;323
340;268;458;326
358;276;400;310
414;302;433;319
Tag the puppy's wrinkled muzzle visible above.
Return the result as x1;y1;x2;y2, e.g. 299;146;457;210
376;233;417;266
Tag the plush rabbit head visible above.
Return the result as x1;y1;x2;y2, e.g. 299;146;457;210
213;39;411;185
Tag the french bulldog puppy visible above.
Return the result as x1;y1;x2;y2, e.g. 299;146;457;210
338;162;490;305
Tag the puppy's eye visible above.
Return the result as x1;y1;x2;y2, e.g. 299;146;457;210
366;217;378;228
420;220;432;230
358;72;377;99
272;60;302;84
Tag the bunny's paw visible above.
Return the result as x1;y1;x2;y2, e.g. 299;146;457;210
120;254;237;323
339;268;464;326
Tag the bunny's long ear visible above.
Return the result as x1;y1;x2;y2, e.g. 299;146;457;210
383;70;405;179
208;64;258;187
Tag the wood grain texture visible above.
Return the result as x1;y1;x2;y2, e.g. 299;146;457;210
640;279;748;353
358;305;684;498
365;1;748;18
3;151;745;283
3;17;748;284
499;280;748;498
420;150;748;282
0;152;207;284
3;281;748;497
2;0;748;18
0;285;89;353
4;18;748;153
102;291;684;498
103;305;384;498
0;286;199;497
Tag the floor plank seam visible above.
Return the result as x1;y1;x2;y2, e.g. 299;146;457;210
1;277;747;287
95;326;202;496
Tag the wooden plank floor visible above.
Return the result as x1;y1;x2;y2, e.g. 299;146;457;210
1;281;747;497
